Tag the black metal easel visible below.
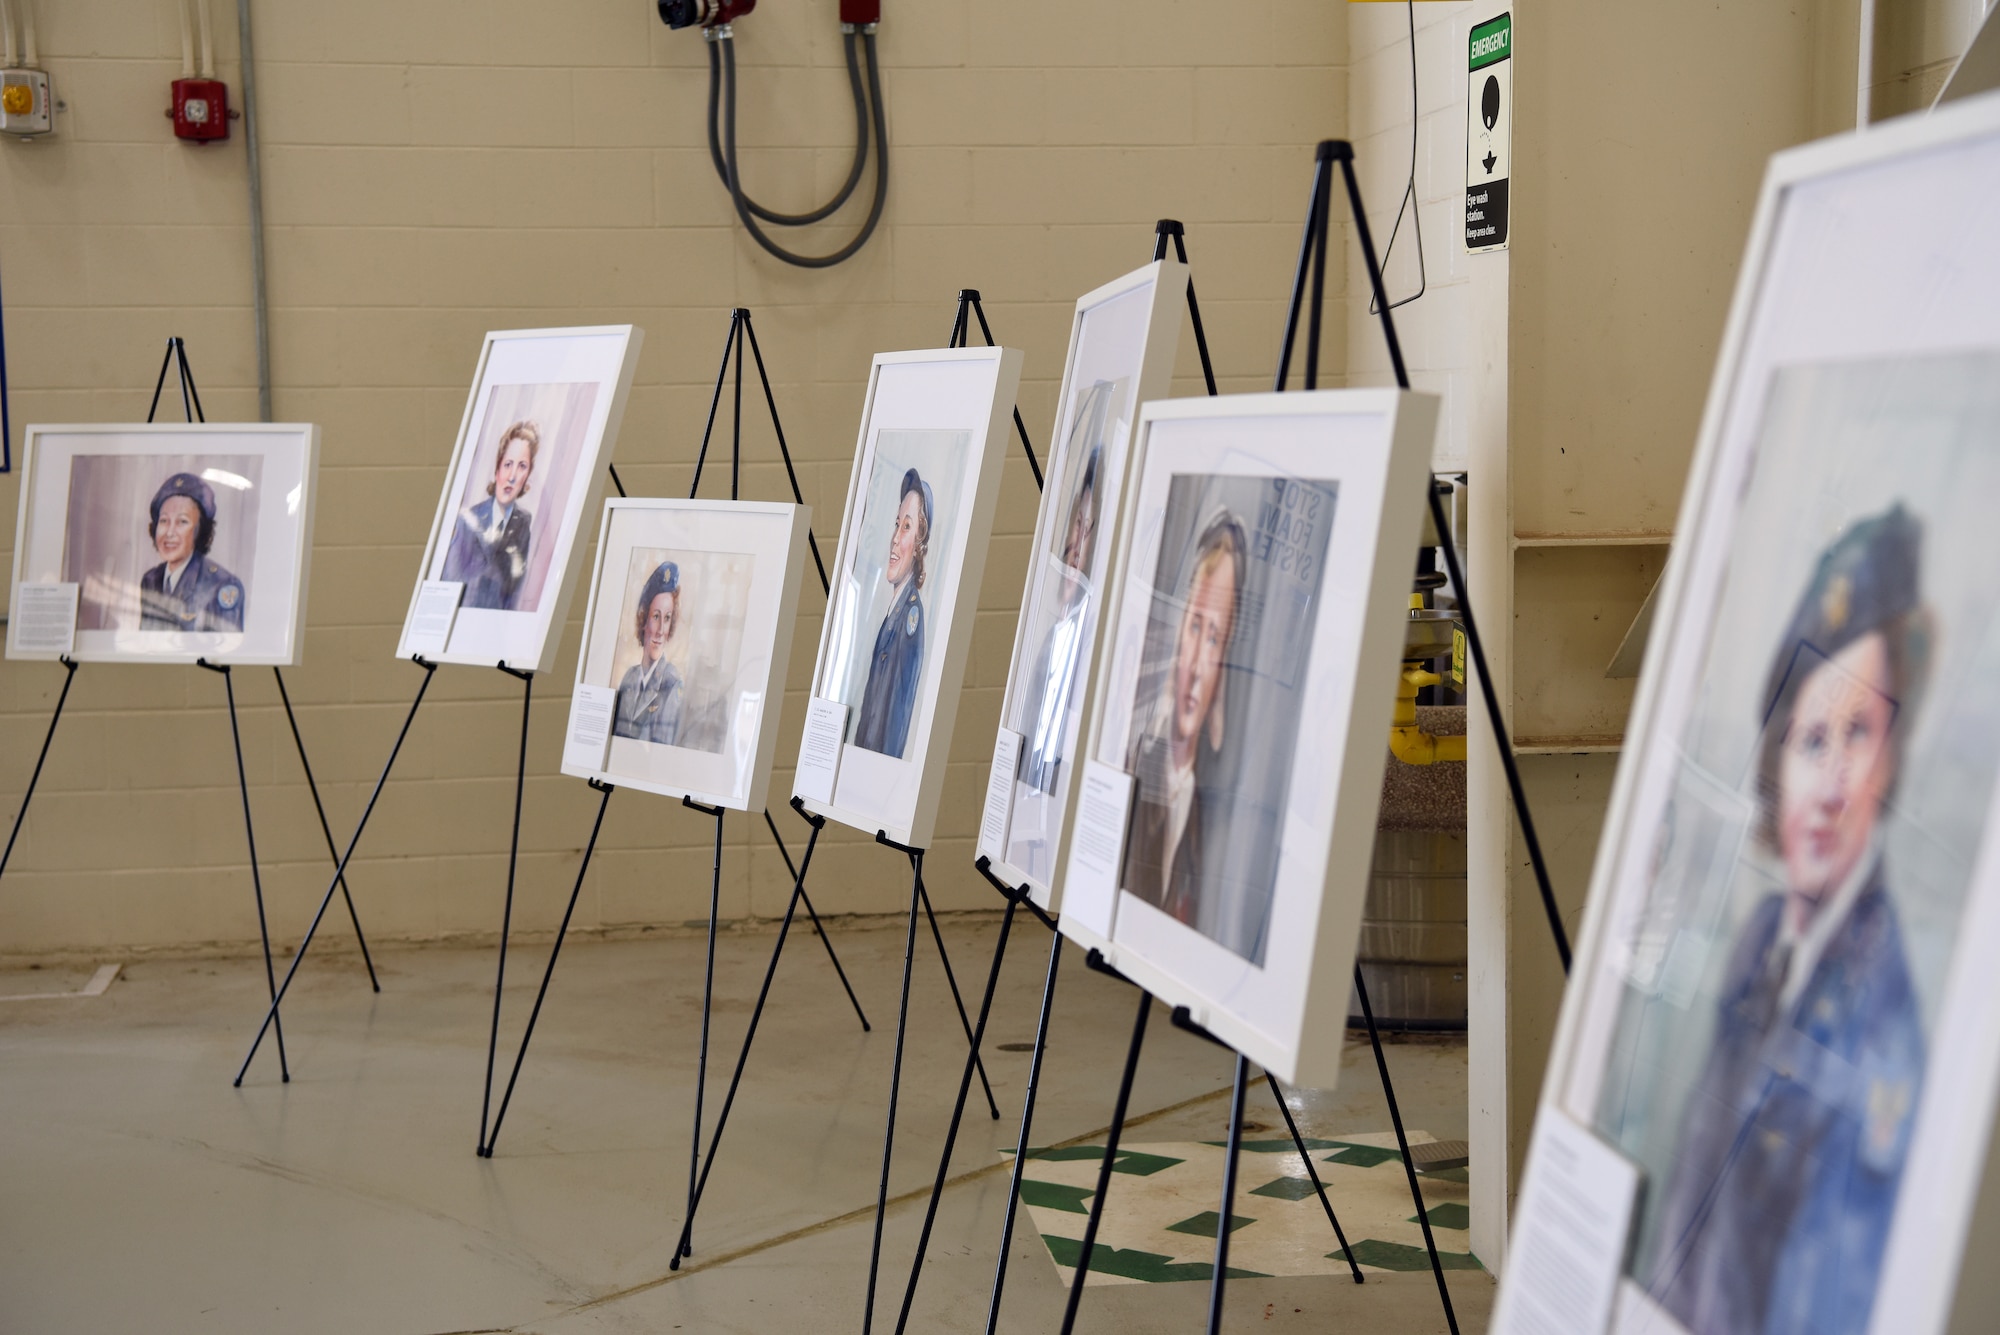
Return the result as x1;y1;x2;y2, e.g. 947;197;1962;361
0;337;384;1086
1059;139;1570;1335
890;221;1227;1334
1282;141;1570;975
672;298;1038;1299
897;221;1371;1335
477;308;872;1184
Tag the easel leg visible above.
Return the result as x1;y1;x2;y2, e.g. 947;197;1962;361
1264;1069;1364;1283
985;926;1061;1335
479;666;534;1154
206;661;288;1083
237;659;437;1084
916;875;1000;1120
862;850;926;1335
892;895;1018;1335
0;656;78;883
1058;989;1152;1335
272;666;380;992
762;808;869;1031
681;800;726;1255
740;314;829;592
1354;964;1460;1335
481;781;615;1158
671;816;825;1269
1206;1053;1250;1335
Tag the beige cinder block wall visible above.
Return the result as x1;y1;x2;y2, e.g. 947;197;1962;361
0;0;1348;958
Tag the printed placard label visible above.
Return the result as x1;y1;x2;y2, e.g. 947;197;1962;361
12;582;78;657
795;696;848;805
564;683;616;774
408;580;465;655
978;727;1024;864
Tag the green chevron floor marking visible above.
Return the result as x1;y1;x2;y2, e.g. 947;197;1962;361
1018;1179;1093;1215
1329;1240;1483;1272
1042;1235;1270;1283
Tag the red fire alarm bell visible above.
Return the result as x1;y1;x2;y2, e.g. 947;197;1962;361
170;77;230;142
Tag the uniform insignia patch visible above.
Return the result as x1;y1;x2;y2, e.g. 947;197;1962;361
1865;1076;1912;1166
218;584;241;610
905;605;920;636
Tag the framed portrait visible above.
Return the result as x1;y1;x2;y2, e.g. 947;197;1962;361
1500;96;2000;1335
1055;388;1439;1087
395;326;644;674
563;498;811;813
975;258;1187;907
6;422;318;665
796;345;1024;849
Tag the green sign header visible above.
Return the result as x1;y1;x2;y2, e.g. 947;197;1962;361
1470;13;1511;71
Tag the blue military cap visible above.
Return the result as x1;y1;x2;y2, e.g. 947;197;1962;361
638;560;680;615
1762;504;1922;721
900;467;933;533
150;472;217;524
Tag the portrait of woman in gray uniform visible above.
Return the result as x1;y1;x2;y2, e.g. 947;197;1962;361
442;420;538;611
613;559;684;747
138;471;246;633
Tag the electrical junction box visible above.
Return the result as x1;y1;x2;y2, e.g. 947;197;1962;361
1;69;53;138
171;77;230;142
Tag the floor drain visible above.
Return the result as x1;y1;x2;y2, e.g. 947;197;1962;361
998;1042;1037;1052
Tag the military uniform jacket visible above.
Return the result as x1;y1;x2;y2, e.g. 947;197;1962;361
442;499;532;611
1648;869;1923;1335
1120;734;1205;924
613;660;684;747
852;580;924;759
139;554;245;632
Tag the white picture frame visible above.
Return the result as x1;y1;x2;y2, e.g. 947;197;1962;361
1501;93;2000;1335
1056;388;1439;1088
795;346;1024;849
7;422;319;666
395;325;644;674
563;498;811;813
976;258;1188;908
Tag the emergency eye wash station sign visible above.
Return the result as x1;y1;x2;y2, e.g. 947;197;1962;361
1466;12;1511;253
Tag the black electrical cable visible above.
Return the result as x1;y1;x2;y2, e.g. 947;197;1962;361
1370;0;1427;314
719;29;888;269
706;28;870;227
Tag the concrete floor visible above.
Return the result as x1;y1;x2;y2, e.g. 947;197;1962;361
0;914;1491;1333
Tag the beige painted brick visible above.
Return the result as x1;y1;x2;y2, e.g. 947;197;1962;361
257;63;414;147
409;66;576;149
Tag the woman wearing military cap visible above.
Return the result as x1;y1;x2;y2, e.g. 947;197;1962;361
853;467;932;758
1649;504;1930;1335
139;471;246;632
613;560;685;747
443;421;539;610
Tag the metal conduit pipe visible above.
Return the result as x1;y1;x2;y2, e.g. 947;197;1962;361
236;0;271;421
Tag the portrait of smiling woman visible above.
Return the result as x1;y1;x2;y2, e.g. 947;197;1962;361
442;419;539;611
138;471;247;633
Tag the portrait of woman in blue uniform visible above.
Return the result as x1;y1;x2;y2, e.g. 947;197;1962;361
138;471;247;633
612;559;684;748
852;467;931;758
442;420;539;611
1640;507;1933;1335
